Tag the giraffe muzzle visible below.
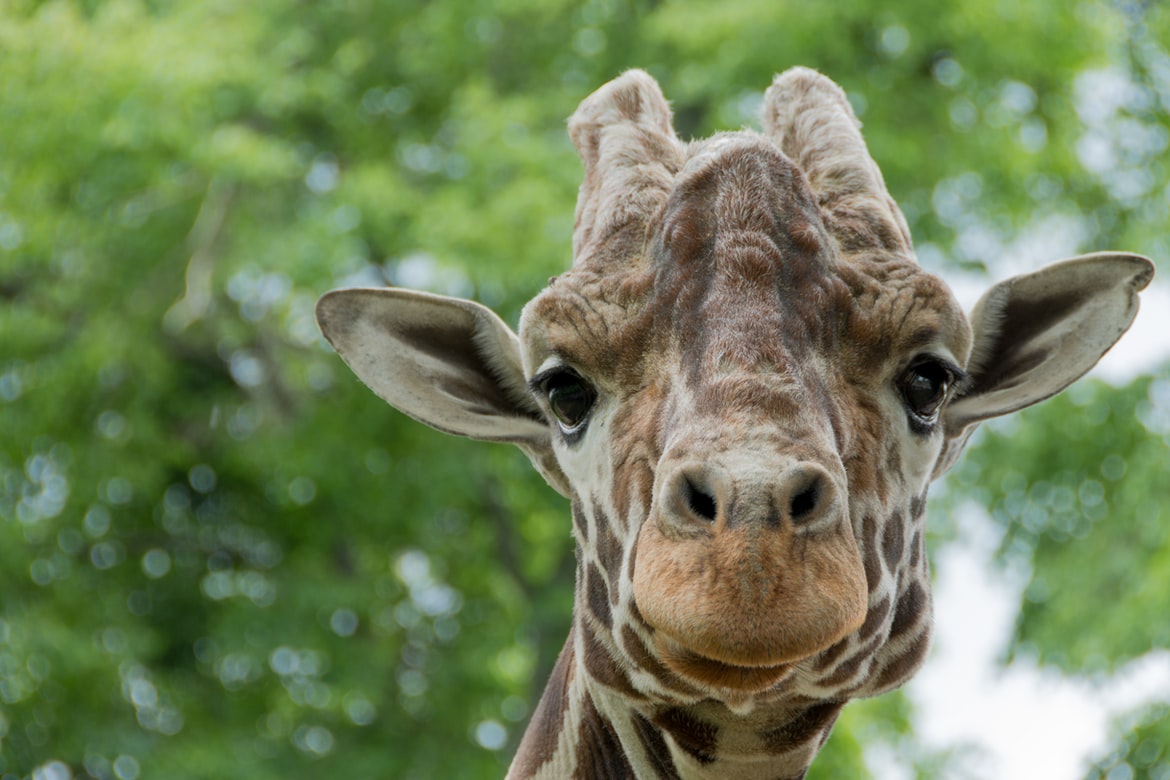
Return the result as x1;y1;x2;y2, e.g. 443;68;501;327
631;457;869;690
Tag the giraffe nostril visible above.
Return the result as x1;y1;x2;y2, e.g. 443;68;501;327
789;473;822;523
684;477;718;522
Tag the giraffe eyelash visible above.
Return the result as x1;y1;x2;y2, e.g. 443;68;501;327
530;366;598;440
898;356;969;433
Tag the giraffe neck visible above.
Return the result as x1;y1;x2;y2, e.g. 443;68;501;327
504;625;843;780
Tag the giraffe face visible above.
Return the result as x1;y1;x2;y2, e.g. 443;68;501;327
315;68;1150;717
519;134;973;694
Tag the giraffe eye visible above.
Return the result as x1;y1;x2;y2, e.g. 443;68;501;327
539;369;596;433
898;359;955;425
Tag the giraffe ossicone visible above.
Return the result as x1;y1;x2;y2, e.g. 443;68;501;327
317;68;1154;779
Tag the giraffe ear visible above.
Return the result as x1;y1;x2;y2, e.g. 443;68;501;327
944;252;1154;433
933;252;1152;479
315;288;571;497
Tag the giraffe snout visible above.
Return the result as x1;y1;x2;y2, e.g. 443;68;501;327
656;458;845;538
631;449;868;686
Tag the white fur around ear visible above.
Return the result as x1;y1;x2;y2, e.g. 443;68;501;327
315;288;570;496
945;252;1154;431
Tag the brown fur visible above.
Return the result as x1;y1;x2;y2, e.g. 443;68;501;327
577;692;637;778
509;634;576;778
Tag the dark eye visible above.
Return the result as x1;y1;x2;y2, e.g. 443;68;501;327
540;370;596;433
898;359;954;424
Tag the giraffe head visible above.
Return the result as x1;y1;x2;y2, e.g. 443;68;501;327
317;70;1151;706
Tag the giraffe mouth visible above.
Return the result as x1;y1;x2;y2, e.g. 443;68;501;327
654;634;797;693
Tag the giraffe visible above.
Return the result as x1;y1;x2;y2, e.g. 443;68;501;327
315;68;1153;778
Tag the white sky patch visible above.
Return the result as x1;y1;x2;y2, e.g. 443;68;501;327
903;504;1170;779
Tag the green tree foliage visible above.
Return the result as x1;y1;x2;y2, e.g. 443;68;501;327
1;0;1166;778
1089;702;1170;780
943;369;1170;779
950;375;1170;672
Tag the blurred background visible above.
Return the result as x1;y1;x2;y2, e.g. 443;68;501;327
1;0;1168;778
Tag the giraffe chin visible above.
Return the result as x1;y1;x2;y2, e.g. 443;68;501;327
654;634;797;693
